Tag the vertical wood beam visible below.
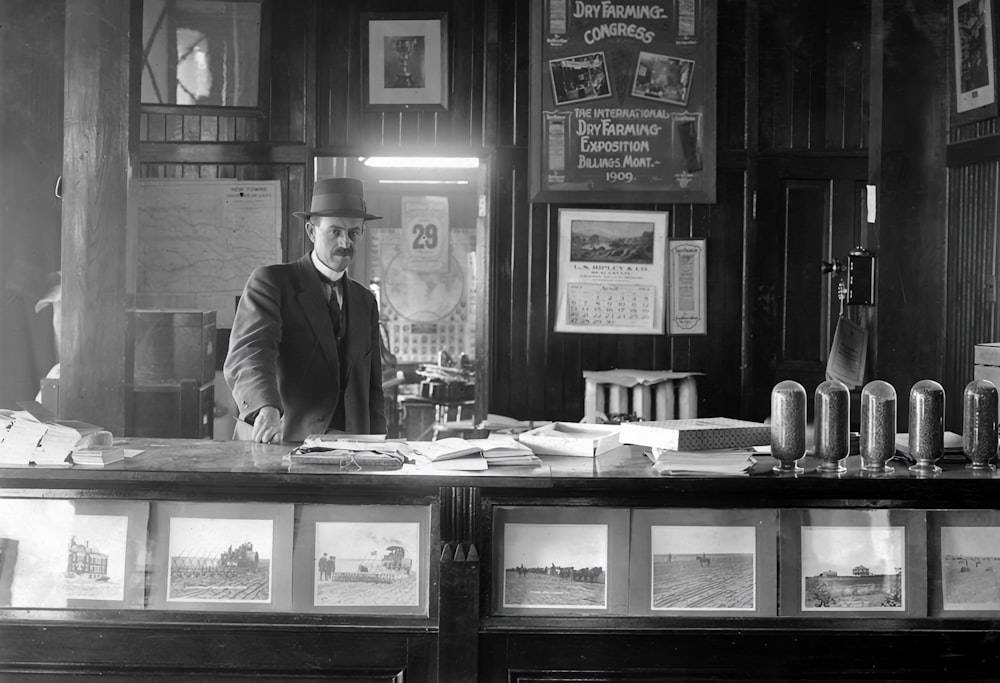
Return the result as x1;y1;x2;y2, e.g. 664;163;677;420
868;0;948;428
61;0;140;433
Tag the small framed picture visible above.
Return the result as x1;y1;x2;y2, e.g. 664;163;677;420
779;509;926;617
629;508;777;616
492;506;629;616
0;498;148;609
548;51;613;106
147;502;294;612
292;504;434;616
632;51;695;106
929;510;1000;616
363;13;448;111
951;0;998;124
668;238;708;335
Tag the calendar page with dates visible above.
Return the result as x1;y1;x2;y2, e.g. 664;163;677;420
555;208;667;335
367;227;476;363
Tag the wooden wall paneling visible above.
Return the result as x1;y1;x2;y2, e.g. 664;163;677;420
183;114;200;141
504;171;534;415
789;9;825;150
946;162;1000;430
718;0;748;151
524;202;553;417
490;156;518;415
166;113;183;140
825;0;871;150
495;0;521;147
200;115;218;141
268;0;307;144
315;0;355;148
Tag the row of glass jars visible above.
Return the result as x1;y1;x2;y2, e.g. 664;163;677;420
770;378;999;475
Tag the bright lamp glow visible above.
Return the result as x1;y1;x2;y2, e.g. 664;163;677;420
378;179;470;185
362;156;480;169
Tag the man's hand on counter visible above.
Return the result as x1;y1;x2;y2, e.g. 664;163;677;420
252;405;283;444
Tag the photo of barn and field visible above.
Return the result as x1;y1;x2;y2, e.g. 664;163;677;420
941;526;1000;610
801;525;905;611
166;517;273;604
313;522;420;607
650;525;756;610
502;523;608;609
64;514;128;601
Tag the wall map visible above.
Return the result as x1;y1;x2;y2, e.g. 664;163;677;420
529;0;717;203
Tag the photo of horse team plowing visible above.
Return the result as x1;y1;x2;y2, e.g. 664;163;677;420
504;563;607;607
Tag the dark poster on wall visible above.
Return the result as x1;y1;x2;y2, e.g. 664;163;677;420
529;0;716;204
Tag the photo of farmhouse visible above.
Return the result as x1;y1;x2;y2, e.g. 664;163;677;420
801;525;905;611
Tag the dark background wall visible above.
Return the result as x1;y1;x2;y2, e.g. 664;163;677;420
2;0;997;434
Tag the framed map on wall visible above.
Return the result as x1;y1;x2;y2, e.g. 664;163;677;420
529;0;717;203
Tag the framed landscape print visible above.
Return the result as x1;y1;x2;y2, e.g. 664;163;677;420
492;506;629;616
148;502;294;612
629;508;777;617
928;510;1000;617
779;509;926;617
0;498;148;609
292;504;433;616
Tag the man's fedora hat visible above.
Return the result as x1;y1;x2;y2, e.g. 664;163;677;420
292;177;382;221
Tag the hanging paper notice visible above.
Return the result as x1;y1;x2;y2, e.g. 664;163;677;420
826;317;869;389
401;196;450;273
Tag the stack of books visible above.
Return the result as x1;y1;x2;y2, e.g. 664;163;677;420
619;417;771;451
647;447;757;476
467;435;542;467
288;434;409;471
70;445;126;468
0;407;111;467
408;437;487;471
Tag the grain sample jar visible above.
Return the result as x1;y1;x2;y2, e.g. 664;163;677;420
860;380;896;474
907;379;945;475
771;380;806;473
815;379;850;473
963;379;998;470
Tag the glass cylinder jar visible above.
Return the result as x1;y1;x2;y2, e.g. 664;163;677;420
907;379;945;475
860;380;896;474
963;379;998;470
771;380;806;473
815;379;850;473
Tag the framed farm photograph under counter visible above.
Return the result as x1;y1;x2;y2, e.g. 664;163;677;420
779;509;927;617
929;510;1000;617
629;508;777;616
492;506;629;615
292;504;433;616
147;502;294;612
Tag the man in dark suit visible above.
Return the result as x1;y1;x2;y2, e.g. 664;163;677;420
224;178;387;442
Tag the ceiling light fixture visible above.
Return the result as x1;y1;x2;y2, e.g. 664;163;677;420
362;156;480;169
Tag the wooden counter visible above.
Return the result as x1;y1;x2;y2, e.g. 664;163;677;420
2;440;1000;681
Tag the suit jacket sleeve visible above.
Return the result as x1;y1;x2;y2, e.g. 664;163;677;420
224;266;284;423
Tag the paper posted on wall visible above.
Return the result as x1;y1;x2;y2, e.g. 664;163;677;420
826;317;868;389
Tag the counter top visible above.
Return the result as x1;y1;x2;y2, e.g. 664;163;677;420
1;438;998;504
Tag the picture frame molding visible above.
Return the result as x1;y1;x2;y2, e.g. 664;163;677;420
629;508;778;617
950;0;999;126
362;12;449;112
491;505;630;616
779;508;927;618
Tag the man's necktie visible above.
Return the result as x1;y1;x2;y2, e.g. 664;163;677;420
319;273;344;340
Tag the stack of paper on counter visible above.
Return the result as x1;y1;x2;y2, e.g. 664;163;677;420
408;438;487;471
289;434;409;468
619;417;771;451
70;445;126;468
647;447;757;476
0;408;111;467
467;435;542;466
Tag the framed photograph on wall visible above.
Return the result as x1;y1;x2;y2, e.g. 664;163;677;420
148;502;294;612
363;13;448;112
629;508;777;617
491;506;629;616
0;498;148;609
292;504;434;616
668;238;708;335
554;208;668;335
951;0;999;124
929;510;1000;616
779;509;926;617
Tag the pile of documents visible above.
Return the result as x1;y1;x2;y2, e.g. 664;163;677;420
287;434;409;471
468;435;542;467
408;437;487;470
0;405;112;467
646;447;757;476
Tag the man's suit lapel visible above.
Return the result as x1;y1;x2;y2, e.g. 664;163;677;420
293;254;340;372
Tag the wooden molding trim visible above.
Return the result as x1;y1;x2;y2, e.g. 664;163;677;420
140;142;309;165
947;133;1000;167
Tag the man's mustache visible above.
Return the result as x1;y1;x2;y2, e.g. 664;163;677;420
333;247;354;257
